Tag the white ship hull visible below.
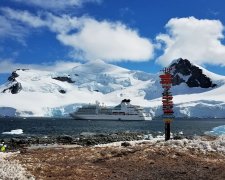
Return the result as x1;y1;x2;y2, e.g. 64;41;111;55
70;99;152;121
70;113;152;121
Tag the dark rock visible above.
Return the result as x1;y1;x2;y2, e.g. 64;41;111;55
2;82;22;94
11;138;27;144
52;76;75;83
1;132;145;150
212;84;217;88
186;77;199;87
198;74;213;88
37;137;55;144
8;71;19;81
170;58;216;88
11;82;22;94
171;58;192;76
16;68;29;71
86;139;96;146
122;99;131;103
121;142;131;147
56;135;73;144
75;132;143;146
59;89;66;94
173;135;184;140
172;74;185;86
9;138;29;149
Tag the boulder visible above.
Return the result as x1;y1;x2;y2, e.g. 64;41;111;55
59;89;66;94
121;142;131;147
56;135;73;144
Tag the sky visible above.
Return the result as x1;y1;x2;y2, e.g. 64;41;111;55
1;0;225;84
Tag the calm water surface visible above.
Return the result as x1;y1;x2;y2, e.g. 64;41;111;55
0;117;225;138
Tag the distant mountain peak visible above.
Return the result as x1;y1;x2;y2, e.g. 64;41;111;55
170;58;217;88
72;60;129;74
0;59;225;118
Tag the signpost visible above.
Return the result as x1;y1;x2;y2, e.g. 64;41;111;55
159;68;174;141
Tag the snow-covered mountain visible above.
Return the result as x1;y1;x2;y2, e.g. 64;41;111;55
1;58;225;118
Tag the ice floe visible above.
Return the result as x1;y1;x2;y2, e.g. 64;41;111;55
2;129;23;135
205;125;225;136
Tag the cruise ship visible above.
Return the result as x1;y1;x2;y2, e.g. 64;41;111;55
70;99;152;120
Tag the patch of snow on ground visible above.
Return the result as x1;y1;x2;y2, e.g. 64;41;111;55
2;129;23;135
95;135;225;155
94;135;165;147
159;135;225;155
0;152;34;180
154;135;225;155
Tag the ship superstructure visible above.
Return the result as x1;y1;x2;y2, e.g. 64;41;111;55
70;99;152;120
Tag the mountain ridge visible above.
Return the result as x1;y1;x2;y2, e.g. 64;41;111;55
0;58;225;118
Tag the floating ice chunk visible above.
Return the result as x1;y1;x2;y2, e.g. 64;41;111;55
2;129;23;135
205;125;225;136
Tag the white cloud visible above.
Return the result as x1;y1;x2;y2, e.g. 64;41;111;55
0;16;27;43
11;0;101;10
1;8;79;33
1;8;154;62
1;8;46;28
57;18;154;62
156;17;225;66
0;60;81;73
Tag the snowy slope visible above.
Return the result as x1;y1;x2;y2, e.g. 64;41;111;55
0;58;225;118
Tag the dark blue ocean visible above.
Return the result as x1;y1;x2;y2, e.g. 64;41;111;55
0;117;225;138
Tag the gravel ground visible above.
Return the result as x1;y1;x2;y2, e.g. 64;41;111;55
11;140;225;180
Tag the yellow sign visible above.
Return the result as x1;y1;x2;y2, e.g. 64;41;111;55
163;119;172;123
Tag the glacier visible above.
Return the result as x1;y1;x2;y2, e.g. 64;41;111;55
0;58;225;118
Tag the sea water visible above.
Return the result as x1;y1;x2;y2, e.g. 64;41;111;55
0;117;225;138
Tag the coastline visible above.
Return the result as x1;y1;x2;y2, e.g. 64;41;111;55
2;134;225;180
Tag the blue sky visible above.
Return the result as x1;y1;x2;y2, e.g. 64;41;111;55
1;0;225;84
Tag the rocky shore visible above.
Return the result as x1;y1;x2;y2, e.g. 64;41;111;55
1;132;150;150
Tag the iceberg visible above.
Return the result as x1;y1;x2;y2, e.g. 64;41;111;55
2;129;23;135
205;125;225;136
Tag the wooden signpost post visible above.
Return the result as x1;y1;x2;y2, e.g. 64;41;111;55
159;68;174;141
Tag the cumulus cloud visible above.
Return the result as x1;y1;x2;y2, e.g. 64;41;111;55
0;60;81;73
1;8;154;62
156;17;225;66
57;18;154;62
10;0;101;10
